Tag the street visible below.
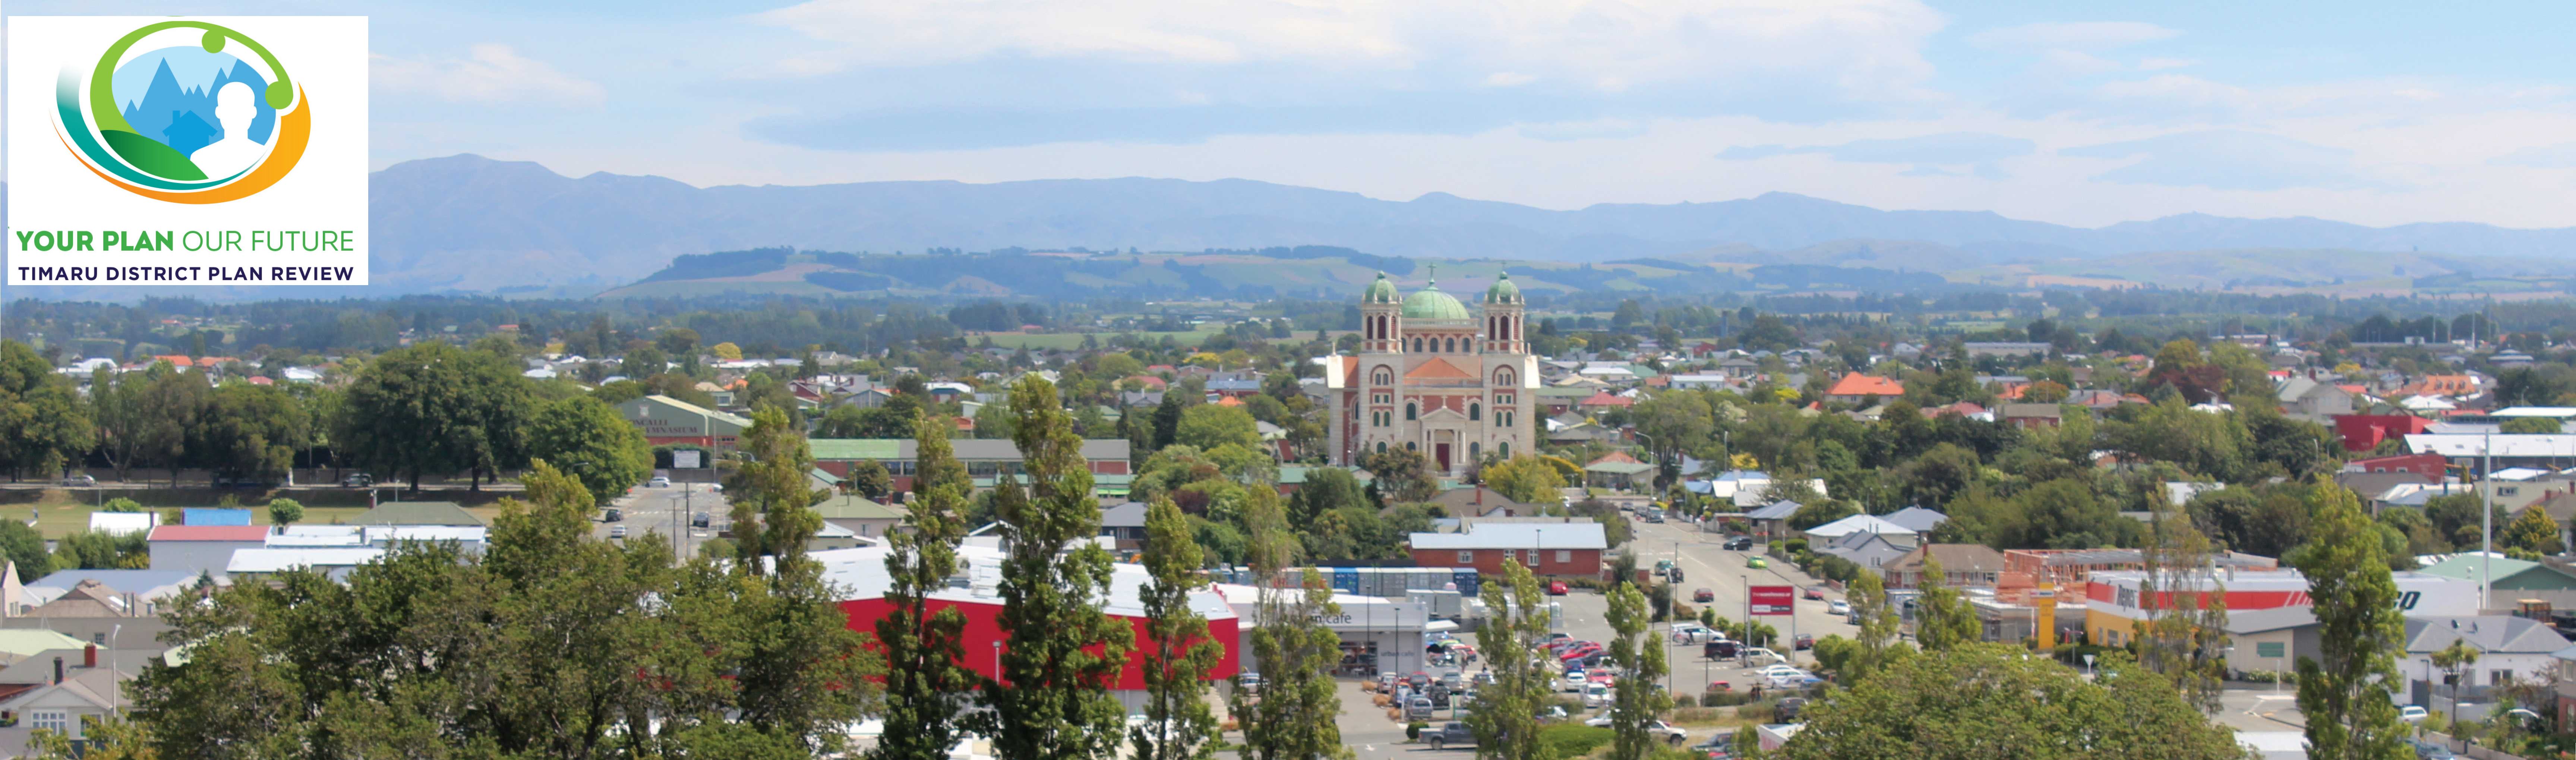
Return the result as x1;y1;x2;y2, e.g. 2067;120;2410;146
602;481;723;560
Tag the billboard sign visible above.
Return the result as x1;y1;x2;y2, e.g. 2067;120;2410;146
1749;585;1794;616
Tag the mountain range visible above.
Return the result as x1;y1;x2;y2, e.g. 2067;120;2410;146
9;152;2576;299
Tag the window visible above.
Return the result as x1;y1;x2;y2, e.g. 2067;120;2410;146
2255;641;2285;658
92;633;106;644
1469;442;1480;460
2491;669;2513;685
1373;368;1393;385
1496;368;1515;386
1406;403;1418;421
1445;337;1456;353
1459;551;1475;564
1469;403;1481;421
1376;442;1388;454
1555;550;1571;563
1528;549;1542;565
1412;338;1424;353
1407;442;1418;452
31;711;66;734
2500;486;2521;496
1499;441;1510;458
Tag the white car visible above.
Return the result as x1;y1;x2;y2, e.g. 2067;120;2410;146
1581;717;1691;742
648;476;672;488
1562;670;1589;692
1669;624;1717;644
1582;682;1613;708
1756;664;1809;679
2397;705;2428;723
1827;600;1851;616
1740;647;1787;667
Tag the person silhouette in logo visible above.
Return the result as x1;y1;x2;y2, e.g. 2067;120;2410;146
188;81;265;179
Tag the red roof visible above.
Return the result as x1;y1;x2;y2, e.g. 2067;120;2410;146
1579;391;1633;407
1825;373;1905;397
148;525;270;542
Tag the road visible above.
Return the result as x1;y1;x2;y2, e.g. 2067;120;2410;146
600;481;723;559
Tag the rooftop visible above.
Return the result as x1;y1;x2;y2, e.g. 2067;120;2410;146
1409;523;1609;551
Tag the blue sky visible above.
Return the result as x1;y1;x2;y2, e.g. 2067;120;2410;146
10;0;2576;228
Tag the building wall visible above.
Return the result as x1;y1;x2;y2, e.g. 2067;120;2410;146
837;596;1238;691
2228;628;2303;678
1329;292;1536;477
1408;547;1600;577
146;540;263;575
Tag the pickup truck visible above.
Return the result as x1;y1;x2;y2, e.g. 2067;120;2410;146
1423;722;1477;750
1579;716;1692;744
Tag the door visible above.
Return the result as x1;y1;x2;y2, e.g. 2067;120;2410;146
1435;443;1452;472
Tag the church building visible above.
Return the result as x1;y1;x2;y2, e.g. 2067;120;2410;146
1318;268;1538;476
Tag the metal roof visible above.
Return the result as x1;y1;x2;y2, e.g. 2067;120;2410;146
1408;523;1607;551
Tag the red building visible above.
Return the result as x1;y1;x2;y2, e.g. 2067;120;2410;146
1407;523;1608;577
808;438;1133;493
826;546;1239;693
2334;414;2435;452
2343;451;2447;477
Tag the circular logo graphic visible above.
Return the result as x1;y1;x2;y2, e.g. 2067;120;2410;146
53;21;310;204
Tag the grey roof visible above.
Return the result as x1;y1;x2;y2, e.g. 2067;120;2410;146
1101;501;1150;529
2224;606;2320;635
23;569;200;593
1880;507;1949;532
1743;500;1802;521
353;501;483;527
2403;615;2572;655
1409;523;1608;551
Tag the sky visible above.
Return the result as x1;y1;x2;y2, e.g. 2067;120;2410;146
10;0;2576;228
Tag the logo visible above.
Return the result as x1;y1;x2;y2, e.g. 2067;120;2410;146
55;21;309;203
9;16;369;286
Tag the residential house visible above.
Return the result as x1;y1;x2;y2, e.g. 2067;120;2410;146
1881;544;2007;589
1575;391;1634;415
1800;514;1918;545
1583;452;1655;491
1998;403;2064;429
1429;486;1546;518
2002;548;2277;586
84;513;156;537
814;494;906;540
1739;501;1802;542
1879;506;1949;534
1813;531;1914;574
2277;377;2357;422
1099;502;1150;545
2343;452;2449;478
2401;616;2570;705
0;645;135;747
1823;373;1906;404
1407;523;1608;577
1962;342;2050;359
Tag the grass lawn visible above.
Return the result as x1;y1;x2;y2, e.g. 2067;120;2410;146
5;489;512;539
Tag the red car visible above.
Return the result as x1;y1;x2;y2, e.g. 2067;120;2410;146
1693;588;1716;603
1547;581;1570;596
1559;644;1604;661
1802;587;1826;600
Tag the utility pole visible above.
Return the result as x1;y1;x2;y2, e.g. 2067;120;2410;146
2482;430;2493;611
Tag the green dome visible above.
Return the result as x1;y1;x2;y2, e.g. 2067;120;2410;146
1484;272;1521;304
1362;272;1399;303
1401;283;1472;320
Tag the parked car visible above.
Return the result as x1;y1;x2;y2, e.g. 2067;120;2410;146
1792;633;1814;650
609;525;629;539
1693;733;1737;760
2397;705;2429;723
1546;633;1573;646
1670;624;1717;644
648;476;672;488
1765;672;1823;689
1581;682;1613;708
1827;600;1851;616
1724;536;1754;551
1238;672;1263;693
1407;696;1434;720
1703;640;1740;660
1424;722;1476;750
1547;581;1570;596
1581;716;1690;743
1692;588;1716;603
1559;644;1604;662
1756;665;1809;679
1655;559;1676;578
340;473;373;487
1802;587;1826;600
59;474;95;487
603;508;624;523
691;511;711;528
1776;697;1809;722
2406;738;2457;760
1534;705;1568;723
1441;671;1465;691
1746;556;1768;569
1561;669;1589;692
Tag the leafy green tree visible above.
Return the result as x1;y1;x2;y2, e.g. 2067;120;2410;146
848;459;894;501
0;340;93;480
1133;497;1222;760
724;406;830;566
1777;645;2249;760
1152;392;1187;451
2501;417;2563;435
1469;556;1551;760
101;497;146;513
189;381;309;482
266;498;305;531
335;341;532;491
1286;466;1368;525
1359;448;1440;503
2294;482;2411;760
972;398;1019;440
0;520;53;581
1483;455;1569;504
1235;486;1349;760
1912;556;1979;651
2137;504;2229;712
1604;581;1672;760
1175;403;1260;451
982;378;1132;760
88;365;168;483
1838;570;1910;684
872;413;979;760
528;395;655;508
2502;507;2564;555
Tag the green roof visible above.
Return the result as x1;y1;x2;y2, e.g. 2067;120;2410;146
809;439;903;460
1402;284;1471;321
2418;555;2576;588
808;467;843;485
1484;272;1521;304
814;495;905;521
1364;272;1399;304
0;630;89;660
354;501;482;526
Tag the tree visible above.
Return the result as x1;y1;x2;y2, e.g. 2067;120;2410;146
1469;556;1550;760
0;520;53;581
1776;645;2250;760
723;406;829;566
711;341;744;360
656;327;702;355
2501;417;2562;435
527;395;655;508
1604;581;1672;760
89;365;165;482
336;341;532;491
982;378;1132;760
1483;455;1569;504
847;459;894;501
2502;508;2564;555
1286;466;1368;526
266;498;305;532
1175;403;1261;451
2295;481;2412;760
1911;557;1979;651
1837;570;1909;684
2137;503;2229;712
1235;486;1349;760
0;340;93;480
189;381;309;482
2431;640;2481;748
1358;448;1440;504
1152;392;1187;451
1133;497;1222;760
872;413;980;760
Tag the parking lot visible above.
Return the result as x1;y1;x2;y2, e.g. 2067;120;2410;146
599;480;723;558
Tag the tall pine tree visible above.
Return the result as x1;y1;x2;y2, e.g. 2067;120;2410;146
2295;482;2410;760
1470;557;1552;760
870;412;979;760
1134;497;1223;760
1234;487;1349;760
984;378;1132;760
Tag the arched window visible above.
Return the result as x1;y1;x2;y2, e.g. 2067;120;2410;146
1377;442;1387;454
1412;337;1423;353
1373;367;1393;385
1469;403;1481;421
1405;403;1418;421
1469;442;1481;460
1445;337;1456;353
1499;441;1510;458
1496;368;1515;386
1406;442;1417;452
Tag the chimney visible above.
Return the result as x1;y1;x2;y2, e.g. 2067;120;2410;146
83;644;96;669
51;657;62;685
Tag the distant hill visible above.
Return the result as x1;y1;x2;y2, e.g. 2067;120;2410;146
14;153;2576;299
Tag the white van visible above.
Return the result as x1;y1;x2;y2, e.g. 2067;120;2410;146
1582;682;1614;708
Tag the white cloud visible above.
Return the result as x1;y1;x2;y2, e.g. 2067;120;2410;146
751;0;1946;97
1967;21;2178;52
1484;72;1536;87
373;44;605;105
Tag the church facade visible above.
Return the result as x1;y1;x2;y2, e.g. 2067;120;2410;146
1319;269;1538;477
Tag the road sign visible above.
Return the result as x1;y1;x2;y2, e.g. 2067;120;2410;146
674;450;702;469
1749;585;1795;615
